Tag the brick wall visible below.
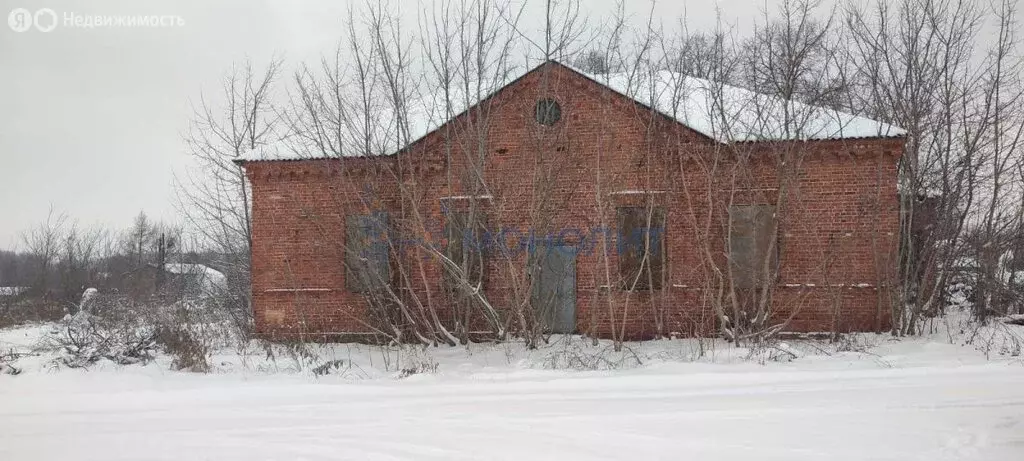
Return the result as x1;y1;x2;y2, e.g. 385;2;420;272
245;62;902;341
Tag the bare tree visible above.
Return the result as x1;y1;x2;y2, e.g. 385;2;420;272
971;0;1024;320
177;57;284;332
20;207;68;298
842;0;1024;332
55;223;106;304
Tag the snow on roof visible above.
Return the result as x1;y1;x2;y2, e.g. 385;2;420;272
236;80;481;163
236;141;335;162
237;60;905;163
572;66;906;142
163;264;228;294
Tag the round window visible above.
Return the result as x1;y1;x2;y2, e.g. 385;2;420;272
534;98;562;126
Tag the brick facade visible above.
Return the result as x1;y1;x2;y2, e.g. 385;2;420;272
242;62;903;341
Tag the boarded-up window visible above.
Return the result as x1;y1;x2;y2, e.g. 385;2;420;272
617;207;665;290
345;212;390;293
729;205;778;289
444;210;487;291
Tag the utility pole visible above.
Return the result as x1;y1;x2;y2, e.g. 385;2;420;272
156;233;167;290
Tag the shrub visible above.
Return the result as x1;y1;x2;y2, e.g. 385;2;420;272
396;346;439;378
0;349;23;375
51;311;158;368
154;323;211;372
47;296;215;372
0;298;65;329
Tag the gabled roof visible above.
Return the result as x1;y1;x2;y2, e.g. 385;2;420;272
238;60;904;163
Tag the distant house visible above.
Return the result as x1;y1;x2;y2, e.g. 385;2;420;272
121;263;228;299
0;287;29;299
237;60;904;341
161;263;228;297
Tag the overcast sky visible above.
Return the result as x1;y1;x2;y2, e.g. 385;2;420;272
0;0;790;250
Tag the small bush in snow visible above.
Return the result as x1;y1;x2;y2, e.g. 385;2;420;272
979;323;1023;358
396;347;439;378
538;338;643;370
51;311;158;368
742;340;799;364
832;334;874;353
311;359;348;376
155;323;211;373
44;295;220;372
0;349;23;375
258;340;324;373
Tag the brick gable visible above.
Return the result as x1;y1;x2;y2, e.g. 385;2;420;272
243;62;902;341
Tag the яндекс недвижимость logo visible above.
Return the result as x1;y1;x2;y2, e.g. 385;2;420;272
8;7;183;32
8;8;57;32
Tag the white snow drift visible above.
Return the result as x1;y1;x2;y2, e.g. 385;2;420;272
0;319;1022;461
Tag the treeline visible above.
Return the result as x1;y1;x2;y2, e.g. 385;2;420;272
0;210;238;308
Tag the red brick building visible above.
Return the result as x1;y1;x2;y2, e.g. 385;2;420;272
238;61;904;342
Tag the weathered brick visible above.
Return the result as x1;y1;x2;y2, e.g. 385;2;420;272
243;63;902;341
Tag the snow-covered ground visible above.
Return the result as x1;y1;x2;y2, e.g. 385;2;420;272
1;321;1023;461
